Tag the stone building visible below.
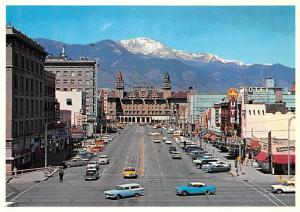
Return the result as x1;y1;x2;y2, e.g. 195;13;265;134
101;72;188;124
44;47;97;137
6;26;55;171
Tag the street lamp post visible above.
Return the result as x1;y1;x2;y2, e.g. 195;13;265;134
288;116;295;177
44;121;59;170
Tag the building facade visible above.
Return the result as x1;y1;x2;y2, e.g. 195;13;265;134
104;72;188;124
44;48;97;136
6;26;49;170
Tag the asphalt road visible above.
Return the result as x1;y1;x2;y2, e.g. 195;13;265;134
6;125;295;206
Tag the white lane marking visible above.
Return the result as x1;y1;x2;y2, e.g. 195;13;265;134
247;181;287;206
241;181;279;206
6;192;14;198
160;171;163;176
10;181;44;202
101;167;107;176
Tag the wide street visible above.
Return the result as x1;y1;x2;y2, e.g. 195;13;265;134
6;125;295;206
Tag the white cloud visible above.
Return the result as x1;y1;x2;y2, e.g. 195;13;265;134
99;22;112;32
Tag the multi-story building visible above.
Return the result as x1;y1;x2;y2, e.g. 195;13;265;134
104;72;188;123
6;26;51;171
44;71;56;124
44;47;97;136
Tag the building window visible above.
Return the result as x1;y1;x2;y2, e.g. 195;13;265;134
258;110;260;115
35;62;39;74
13;75;18;89
56;71;61;76
26;99;29;118
31;79;34;92
78;88;82;92
78;80;82;85
63;79;68;84
14;52;18;67
249;110;251;115
56;79;61;84
71;79;75;85
78;71;82;77
262;110;265;115
20;55;25;69
253;110;255;115
26;58;29;70
40;82;43;94
56;88;60;91
66;98;72;105
63;71;68;77
86;71;90;76
20;98;24;117
14;98;18;118
71;71;75;77
31;99;34;117
35;80;39;94
20;76;24;90
63;88;68;91
25;78;29;91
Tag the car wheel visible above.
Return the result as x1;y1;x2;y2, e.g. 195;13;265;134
115;194;121;200
134;193;139;197
276;189;283;194
181;191;188;196
205;190;211;195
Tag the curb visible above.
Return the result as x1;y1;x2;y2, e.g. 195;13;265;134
43;168;60;181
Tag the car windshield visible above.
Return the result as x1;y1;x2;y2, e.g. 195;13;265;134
115;186;124;190
88;162;96;164
100;155;108;158
86;171;96;176
124;168;135;171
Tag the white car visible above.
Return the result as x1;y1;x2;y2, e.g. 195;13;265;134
154;139;161;143
87;161;99;169
171;151;182;159
149;132;161;136
98;155;110;164
165;140;172;145
272;180;295;194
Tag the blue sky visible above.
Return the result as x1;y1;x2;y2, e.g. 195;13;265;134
6;6;295;67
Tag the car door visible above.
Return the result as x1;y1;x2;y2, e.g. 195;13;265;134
123;186;132;197
196;185;206;194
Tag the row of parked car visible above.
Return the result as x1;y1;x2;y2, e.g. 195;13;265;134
174;137;231;173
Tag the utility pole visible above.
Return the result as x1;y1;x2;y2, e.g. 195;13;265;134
44;123;48;169
268;131;273;174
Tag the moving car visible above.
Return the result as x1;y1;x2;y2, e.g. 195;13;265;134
65;157;88;167
98;154;110;164
165;140;172;145
175;182;216;196
87;161;99;169
171;151;182;159
207;162;231;173
104;183;144;200
194;158;219;168
148;132;161;136
153;139;161;143
123;167;138;178
84;168;100;180
169;146;177;154
271;180;295;194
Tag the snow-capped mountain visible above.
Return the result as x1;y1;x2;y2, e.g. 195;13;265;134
119;37;245;66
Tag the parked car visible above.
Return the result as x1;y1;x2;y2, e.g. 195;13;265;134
207;162;231;173
153;139;161;143
84;168;100;180
272;180;295;194
175;182;216;196
169;146;177;154
171;151;182;159
123;167;138;178
104;183;144;200
192;155;214;166
165;140;172;145
202;162;219;172
65;158;88;167
87;161;99;169
98;155;110;164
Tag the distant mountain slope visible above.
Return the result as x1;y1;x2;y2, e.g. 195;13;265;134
36;38;295;92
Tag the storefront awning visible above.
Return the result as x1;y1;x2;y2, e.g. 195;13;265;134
273;154;295;164
255;151;269;162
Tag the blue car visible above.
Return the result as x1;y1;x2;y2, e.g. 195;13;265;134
104;183;144;200
175;182;216;196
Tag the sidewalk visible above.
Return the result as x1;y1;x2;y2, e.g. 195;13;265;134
7;167;60;184
202;141;278;183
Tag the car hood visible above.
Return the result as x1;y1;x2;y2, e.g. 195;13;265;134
104;189;120;195
123;171;136;175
